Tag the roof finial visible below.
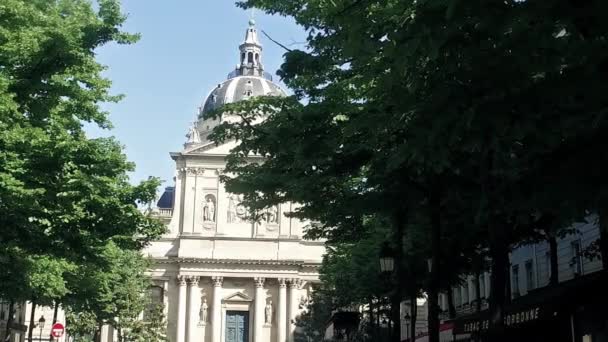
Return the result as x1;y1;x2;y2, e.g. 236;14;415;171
249;8;256;26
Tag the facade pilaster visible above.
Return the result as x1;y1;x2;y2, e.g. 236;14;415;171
181;168;197;234
277;278;287;342
254;277;266;342
287;279;300;342
211;276;223;342
176;275;188;342
187;276;200;342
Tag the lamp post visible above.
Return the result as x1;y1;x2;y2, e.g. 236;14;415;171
38;316;45;342
379;242;396;341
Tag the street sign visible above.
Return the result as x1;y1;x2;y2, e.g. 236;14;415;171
51;323;65;338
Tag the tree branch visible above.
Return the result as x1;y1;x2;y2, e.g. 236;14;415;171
261;30;293;52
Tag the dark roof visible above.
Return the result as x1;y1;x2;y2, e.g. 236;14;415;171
157;186;175;209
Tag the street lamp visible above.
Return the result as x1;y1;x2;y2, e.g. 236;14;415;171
379;242;395;273
38;316;45;342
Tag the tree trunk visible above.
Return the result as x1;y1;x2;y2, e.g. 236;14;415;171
27;301;37;342
410;291;417;342
549;235;559;286
427;187;441;342
391;213;407;342
376;299;380;332
598;208;608;270
49;301;59;342
390;294;400;342
369;298;375;335
94;323;102;342
487;232;509;342
446;288;456;319
4;300;14;342
504;259;512;305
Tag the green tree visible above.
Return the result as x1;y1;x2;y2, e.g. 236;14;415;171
211;2;608;342
65;242;167;342
1;0;164;337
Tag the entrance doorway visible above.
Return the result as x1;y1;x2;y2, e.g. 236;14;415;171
225;310;250;342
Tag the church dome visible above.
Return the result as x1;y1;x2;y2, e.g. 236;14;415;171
201;75;286;116
198;20;286;119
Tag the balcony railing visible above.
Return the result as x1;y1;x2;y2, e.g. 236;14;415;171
158;208;173;217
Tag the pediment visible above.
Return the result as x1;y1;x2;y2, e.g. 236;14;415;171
223;291;253;302
183;140;239;156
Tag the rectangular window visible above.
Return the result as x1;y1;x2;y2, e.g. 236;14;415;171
462;285;469;305
571;240;583;276
454;288;461;308
144;285;164;320
479;275;485;299
525;259;535;291
512;265;520;298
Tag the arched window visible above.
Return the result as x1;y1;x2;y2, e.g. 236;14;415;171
145;285;164;319
247;52;254;64
255;53;259;64
241;52;246;64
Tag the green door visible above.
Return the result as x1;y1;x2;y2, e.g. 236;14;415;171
225;311;249;342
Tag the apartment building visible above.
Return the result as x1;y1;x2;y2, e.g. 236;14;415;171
442;217;607;342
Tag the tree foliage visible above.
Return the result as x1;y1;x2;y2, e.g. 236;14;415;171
210;1;608;341
1;1;166;340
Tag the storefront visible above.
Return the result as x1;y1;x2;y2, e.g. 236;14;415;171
452;271;608;342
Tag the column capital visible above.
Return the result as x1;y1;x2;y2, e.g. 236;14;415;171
177;275;188;286
278;278;287;288
188;276;200;286
212;276;223;287
287;278;300;289
254;277;265;288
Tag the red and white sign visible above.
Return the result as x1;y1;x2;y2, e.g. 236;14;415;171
51;323;65;338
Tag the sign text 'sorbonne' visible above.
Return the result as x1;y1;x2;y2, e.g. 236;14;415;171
462;307;540;333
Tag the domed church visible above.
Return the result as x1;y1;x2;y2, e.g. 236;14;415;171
143;20;325;342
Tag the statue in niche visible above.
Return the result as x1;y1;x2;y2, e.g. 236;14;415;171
203;194;216;222
200;297;208;323
266;205;279;224
265;300;273;324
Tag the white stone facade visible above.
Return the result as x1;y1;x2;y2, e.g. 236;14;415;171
147;149;324;342
145;20;325;342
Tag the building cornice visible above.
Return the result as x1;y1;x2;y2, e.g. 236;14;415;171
151;257;321;268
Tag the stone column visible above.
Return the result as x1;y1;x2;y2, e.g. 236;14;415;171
484;272;491;299
176;275;188;342
211;276;223;342
277;278;287;342
254;277;266;342
287;279;300;342
188;276;200;342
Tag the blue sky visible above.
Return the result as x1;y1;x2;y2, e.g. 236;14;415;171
92;1;306;188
